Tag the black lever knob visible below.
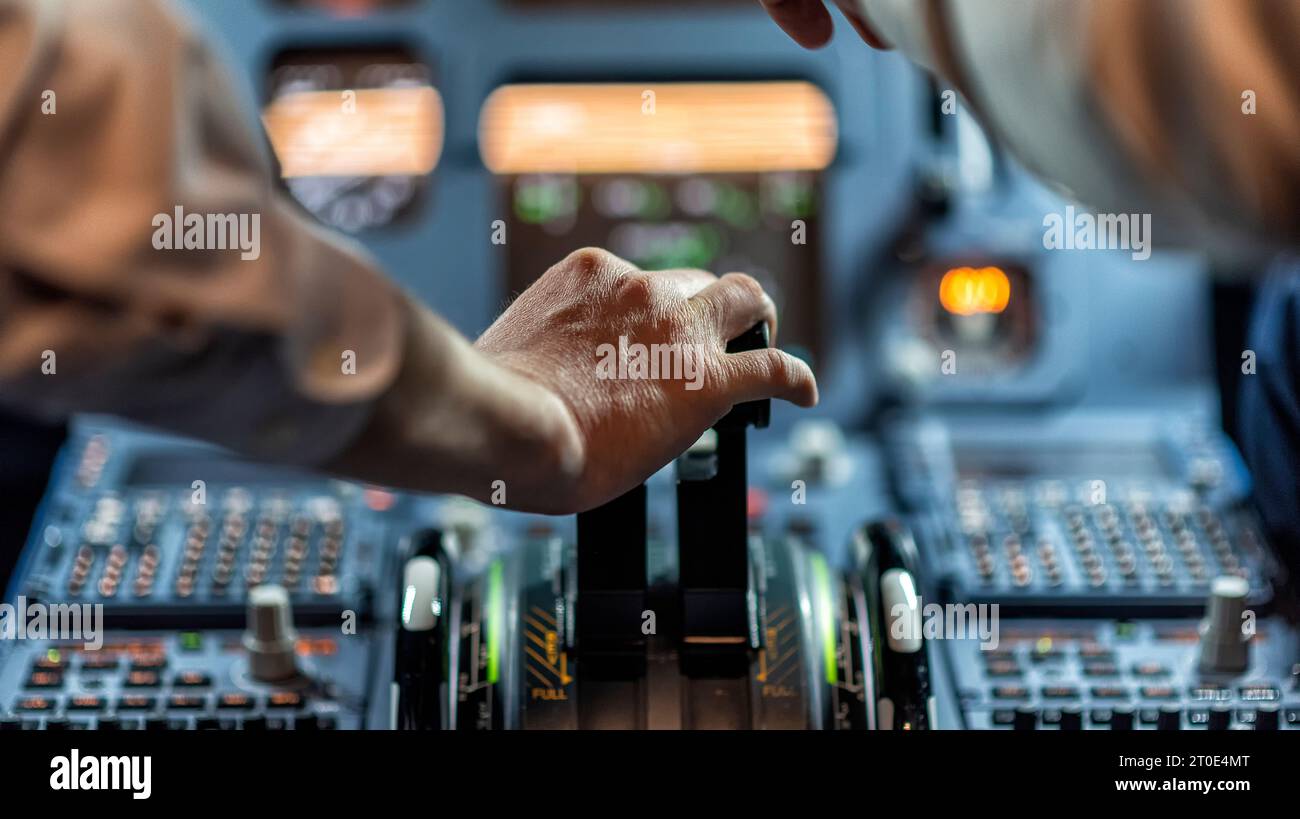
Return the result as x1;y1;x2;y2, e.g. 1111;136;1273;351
716;322;772;430
576;483;648;675
393;529;452;730
676;322;771;673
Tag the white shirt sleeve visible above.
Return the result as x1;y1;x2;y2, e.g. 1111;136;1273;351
857;0;1300;258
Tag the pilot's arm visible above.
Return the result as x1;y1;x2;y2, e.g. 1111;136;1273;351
0;0;816;514
763;0;1300;255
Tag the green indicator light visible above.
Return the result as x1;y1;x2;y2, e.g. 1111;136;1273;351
179;632;202;652
46;648;61;665
486;559;505;685
809;554;837;685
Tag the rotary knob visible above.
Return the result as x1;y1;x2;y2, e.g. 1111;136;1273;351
243;584;299;682
1198;575;1251;674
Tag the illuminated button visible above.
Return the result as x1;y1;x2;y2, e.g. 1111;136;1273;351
1131;662;1169;677
1238;685;1280;702
1187;709;1210;726
179;632;204;652
172;671;212;688
267;691;304;709
984;660;1022;678
1089;708;1113;726
15;696;55;712
1083;663;1119;677
218;693;255;710
124;671;161;688
131;656;167;671
167;694;207;710
1139;685;1177;700
1090;686;1129;700
24;671;63;689
81;656;120;672
1040;686;1080;699
1189;684;1232;702
67;695;105;712
116;695;156;711
33;652;68;671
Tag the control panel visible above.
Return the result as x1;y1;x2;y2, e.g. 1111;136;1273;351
13;427;393;626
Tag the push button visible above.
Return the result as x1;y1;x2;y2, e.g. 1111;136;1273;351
167;694;207;710
218;693;255;710
267;691;303;709
1040;685;1079;699
124;671;161;688
116;695;156;711
66;695;105;712
172;671;212;688
1139;685;1177;700
81;656;120;672
25;671;63;689
130;656;168;671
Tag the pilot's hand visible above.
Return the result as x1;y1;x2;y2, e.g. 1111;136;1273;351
327;249;816;515
758;0;889;49
474;248;817;513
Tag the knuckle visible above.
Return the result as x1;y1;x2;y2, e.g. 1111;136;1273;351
617;273;656;308
564;247;619;277
722;271;765;302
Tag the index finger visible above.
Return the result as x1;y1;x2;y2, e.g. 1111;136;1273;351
758;0;835;49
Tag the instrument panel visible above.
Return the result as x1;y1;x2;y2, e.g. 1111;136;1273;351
2;0;1292;743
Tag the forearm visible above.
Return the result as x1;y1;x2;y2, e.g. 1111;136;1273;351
0;0;405;465
323;297;584;509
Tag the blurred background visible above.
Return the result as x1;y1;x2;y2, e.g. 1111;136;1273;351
2;0;1290;734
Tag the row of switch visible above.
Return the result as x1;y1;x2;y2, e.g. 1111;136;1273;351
985;684;1286;702
10;690;307;713
1;713;336;731
991;703;1296;730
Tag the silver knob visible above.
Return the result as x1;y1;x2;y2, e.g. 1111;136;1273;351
1198;575;1251;673
243;584;299;681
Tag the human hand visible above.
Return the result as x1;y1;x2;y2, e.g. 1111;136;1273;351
474;248;818;513
758;0;890;49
